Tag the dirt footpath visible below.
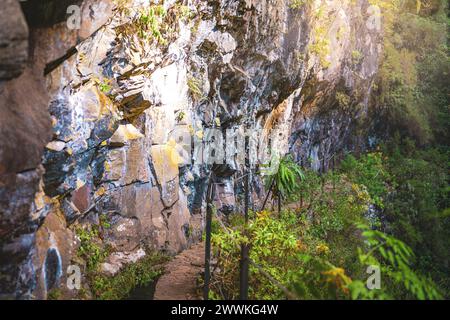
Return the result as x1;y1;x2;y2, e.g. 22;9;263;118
153;243;205;300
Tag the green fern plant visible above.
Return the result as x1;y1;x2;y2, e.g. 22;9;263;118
349;224;443;300
265;155;305;213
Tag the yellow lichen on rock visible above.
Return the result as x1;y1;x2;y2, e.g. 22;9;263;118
110;124;144;146
150;142;182;185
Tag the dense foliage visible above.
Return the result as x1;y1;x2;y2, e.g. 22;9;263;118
210;151;447;299
370;0;450;295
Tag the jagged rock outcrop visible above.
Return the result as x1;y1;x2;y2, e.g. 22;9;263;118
0;0;381;299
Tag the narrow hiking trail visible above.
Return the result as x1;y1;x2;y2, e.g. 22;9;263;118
153;243;205;300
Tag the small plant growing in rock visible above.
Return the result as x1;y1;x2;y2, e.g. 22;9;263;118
90;251;169;300
47;288;62;300
98;81;112;94
309;25;331;68
336;91;351;110
289;0;308;10
92;76;113;96
136;5;167;44
99;214;111;229
294;50;305;63
190;19;201;37
75;225;109;272
351;50;364;64
187;76;205;101
175;111;186;123
352;50;363;64
173;3;194;22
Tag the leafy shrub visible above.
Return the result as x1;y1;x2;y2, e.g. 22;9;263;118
75;226;109;272
349;224;443;300
340;152;390;208
90;252;168;300
75;220;168;300
210;151;445;300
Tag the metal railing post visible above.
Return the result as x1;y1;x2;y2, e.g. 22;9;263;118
203;173;215;300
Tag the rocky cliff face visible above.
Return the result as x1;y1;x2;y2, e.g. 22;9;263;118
0;0;381;299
